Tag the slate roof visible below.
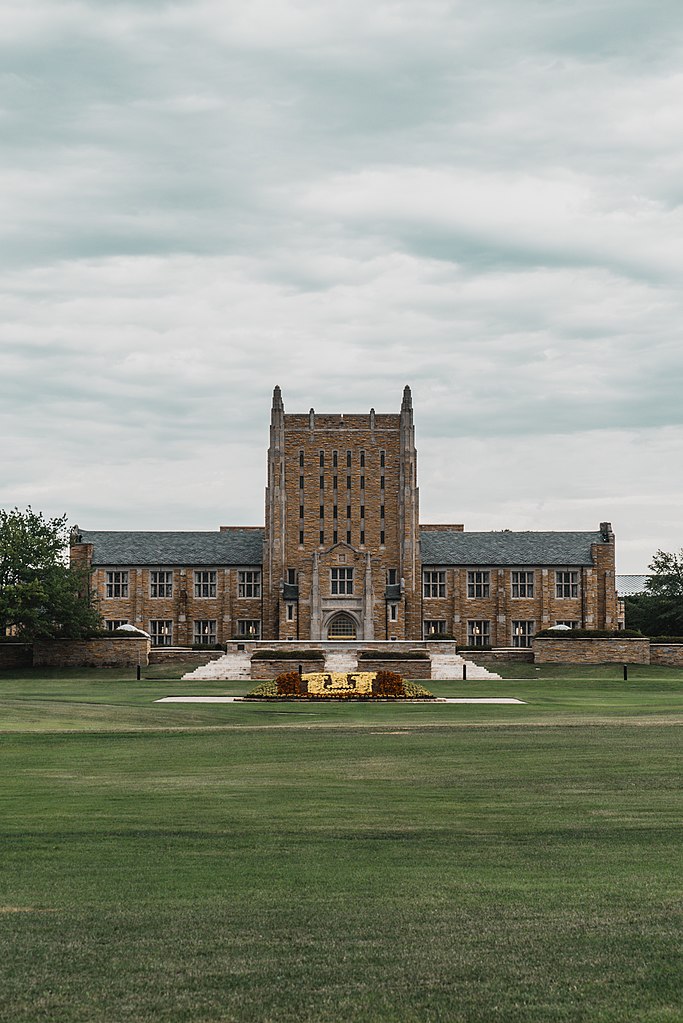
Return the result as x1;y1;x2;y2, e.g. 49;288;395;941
420;530;607;567
616;574;650;596
77;529;264;567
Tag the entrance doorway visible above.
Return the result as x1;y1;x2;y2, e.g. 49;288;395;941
327;612;358;640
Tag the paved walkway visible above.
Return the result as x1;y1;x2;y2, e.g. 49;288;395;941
155;696;526;704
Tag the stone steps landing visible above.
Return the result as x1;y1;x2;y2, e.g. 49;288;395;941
430;655;501;681
182;653;252;681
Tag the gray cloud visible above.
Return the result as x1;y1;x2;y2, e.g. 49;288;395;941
1;1;683;570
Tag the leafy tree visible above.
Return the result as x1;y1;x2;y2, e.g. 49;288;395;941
0;507;101;640
625;549;683;636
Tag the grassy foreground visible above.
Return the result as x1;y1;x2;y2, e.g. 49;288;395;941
0;667;682;1022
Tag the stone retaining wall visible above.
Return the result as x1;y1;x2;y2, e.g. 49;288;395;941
149;649;225;665
462;648;534;665
33;637;150;668
357;656;431;679
0;644;33;669
251;657;326;680
533;637;650;664
650;643;683;667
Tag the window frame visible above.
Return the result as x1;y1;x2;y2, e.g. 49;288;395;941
193;619;217;645
331;567;354;595
423;570;446;599
105;570;129;598
555;570;579;599
467;620;491;646
194;570;217;598
467;570;490;598
150;570;173;598
511;570;534;598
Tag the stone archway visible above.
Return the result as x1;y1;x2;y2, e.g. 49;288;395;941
326;612;358;640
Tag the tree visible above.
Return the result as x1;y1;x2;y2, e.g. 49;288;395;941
0;507;101;640
625;548;683;636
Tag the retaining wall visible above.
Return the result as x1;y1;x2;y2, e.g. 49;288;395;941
533;637;650;664
251;657;326;680
33;637;150;668
0;644;33;669
357;656;431;679
650;643;683;667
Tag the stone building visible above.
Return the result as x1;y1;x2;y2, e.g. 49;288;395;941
70;386;618;646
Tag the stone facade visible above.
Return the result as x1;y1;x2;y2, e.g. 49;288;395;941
70;387;619;650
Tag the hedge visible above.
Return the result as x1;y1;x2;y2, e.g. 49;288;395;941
534;629;643;639
251;649;324;660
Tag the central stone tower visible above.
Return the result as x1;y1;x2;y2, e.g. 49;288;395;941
262;386;421;641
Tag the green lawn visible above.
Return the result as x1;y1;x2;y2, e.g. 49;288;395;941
1;666;682;1022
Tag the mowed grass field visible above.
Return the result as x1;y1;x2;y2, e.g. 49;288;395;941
1;665;682;1022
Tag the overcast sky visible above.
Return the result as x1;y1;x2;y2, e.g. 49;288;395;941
2;1;682;572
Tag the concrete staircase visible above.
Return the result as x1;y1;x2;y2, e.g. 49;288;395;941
182;651;252;681
430;653;501;681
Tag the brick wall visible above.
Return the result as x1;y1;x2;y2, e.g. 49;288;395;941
33;637;150;668
533;637;650;664
357;655;431;679
148;649;226;665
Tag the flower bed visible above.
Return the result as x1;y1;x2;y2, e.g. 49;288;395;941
246;670;434;700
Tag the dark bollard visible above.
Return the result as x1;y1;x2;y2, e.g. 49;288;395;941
298;664;302;678
623;664;628;681
463;663;467;681
136;664;141;681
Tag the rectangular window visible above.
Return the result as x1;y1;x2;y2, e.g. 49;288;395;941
512;620;534;647
380;505;385;518
150;570;173;598
333;505;338;519
194;619;217;645
380;475;385;490
389;603;398;622
105;619;129;631
287;568;297;585
319;451;324;467
556;571;579;598
360;506;365;518
360;475;365;489
333;450;338;468
299;530;304;545
333;476;338;490
346;530;351;544
423;571;446;598
387;569;397;585
360;530;365;545
331;567;354;595
424;619;446;636
556;620;580;629
467;571;490;598
333;530;338;544
346;451;352;467
299;504;304;518
237;620;260;639
467;620;490;646
360;450;365;468
346;504;352;518
194;570;216;597
320;504;325;518
299;475;304;489
346;475;352;490
319;475;324;489
286;603;295;621
105;571;128;598
380;530;385;545
299;450;304;467
150;620;173;647
238;570;261;598
511;571;534;598
380;450;385;468
319;530;324;545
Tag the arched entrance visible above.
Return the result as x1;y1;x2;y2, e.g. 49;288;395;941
327;612;358;640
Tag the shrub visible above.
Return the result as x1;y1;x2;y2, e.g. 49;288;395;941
252;650;324;660
276;670;302;697
649;636;683;644
372;671;405;697
247;680;278;697
358;650;429;660
403;681;434;698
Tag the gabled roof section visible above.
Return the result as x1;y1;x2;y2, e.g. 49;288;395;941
420;530;607;567
616;574;650;596
77;529;264;567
